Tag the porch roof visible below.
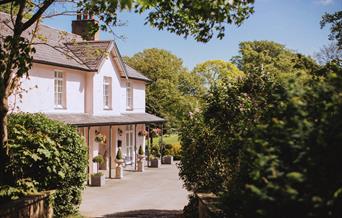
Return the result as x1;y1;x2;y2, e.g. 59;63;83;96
46;113;165;127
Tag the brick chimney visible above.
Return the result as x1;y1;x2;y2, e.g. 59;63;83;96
72;11;100;41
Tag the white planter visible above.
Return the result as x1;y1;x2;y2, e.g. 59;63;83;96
137;160;144;172
115;166;123;179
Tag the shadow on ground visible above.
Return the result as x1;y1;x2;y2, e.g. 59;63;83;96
103;209;183;218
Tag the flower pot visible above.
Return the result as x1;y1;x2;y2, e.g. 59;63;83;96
91;174;105;186
162;155;173;164
150;158;160;168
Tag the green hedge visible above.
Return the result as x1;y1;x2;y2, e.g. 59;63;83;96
3;113;87;217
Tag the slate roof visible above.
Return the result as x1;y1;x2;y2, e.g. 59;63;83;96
0;12;149;81
46;113;165;127
124;63;151;82
66;40;112;70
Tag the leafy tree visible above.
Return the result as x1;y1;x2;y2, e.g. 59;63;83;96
192;60;244;89
0;0;255;184
125;48;202;130
321;11;342;49
179;62;342;217
231;40;319;82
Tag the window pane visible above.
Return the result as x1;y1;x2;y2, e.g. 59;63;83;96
54;71;64;107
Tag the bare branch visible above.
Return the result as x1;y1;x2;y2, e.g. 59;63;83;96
42;10;77;19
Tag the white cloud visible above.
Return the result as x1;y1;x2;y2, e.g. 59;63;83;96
316;0;334;5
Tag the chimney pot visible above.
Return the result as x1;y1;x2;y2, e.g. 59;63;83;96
72;12;99;41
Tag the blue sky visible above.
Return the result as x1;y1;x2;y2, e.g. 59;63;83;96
44;0;341;70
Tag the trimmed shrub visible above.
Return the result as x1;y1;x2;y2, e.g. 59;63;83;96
138;145;144;155
92;155;104;165
116;148;123;160
3;113;87;217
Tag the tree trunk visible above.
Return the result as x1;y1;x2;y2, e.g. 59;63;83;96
0;95;9;185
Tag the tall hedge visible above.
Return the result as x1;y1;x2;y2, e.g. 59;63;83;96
179;62;342;217
3;113;88;217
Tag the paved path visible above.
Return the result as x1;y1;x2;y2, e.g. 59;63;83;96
80;162;189;217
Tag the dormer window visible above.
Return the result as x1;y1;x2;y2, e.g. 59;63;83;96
103;76;112;109
54;71;65;108
126;81;133;110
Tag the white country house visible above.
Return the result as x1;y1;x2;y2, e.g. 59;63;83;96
1;12;165;180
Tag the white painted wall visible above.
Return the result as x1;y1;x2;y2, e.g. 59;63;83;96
9;55;146;115
9;63;86;113
93;57;146;115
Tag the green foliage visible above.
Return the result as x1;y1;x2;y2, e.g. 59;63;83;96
125;48;203;130
321;11;342;49
150;145;161;158
179;62;342;217
232;40;319;82
79;0;255;42
192;60;244;89
116;148;123;160
183;194;199;218
138;145;144;155
1;113;87;217
94;132;106;143
92;172;104;177
92;155;104;165
0;178;37;201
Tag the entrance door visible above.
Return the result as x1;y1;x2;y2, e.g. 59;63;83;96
125;125;134;165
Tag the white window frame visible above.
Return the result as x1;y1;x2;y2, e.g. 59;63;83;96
54;71;65;109
103;76;112;110
126;81;133;110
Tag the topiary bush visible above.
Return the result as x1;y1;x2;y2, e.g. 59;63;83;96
138;145;144;155
93;155;104;165
3;113;87;217
116;148;123;160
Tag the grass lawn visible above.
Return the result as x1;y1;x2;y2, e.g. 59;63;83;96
150;134;180;146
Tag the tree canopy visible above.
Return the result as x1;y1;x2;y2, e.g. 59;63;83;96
231;40;319;82
192;60;244;89
321;11;342;49
125;48;202;131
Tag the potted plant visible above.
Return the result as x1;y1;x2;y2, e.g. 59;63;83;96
138;130;148;137
115;148;124;179
162;146;174;164
117;128;123;136
137;145;145;172
95;130;106;144
91;155;105;186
